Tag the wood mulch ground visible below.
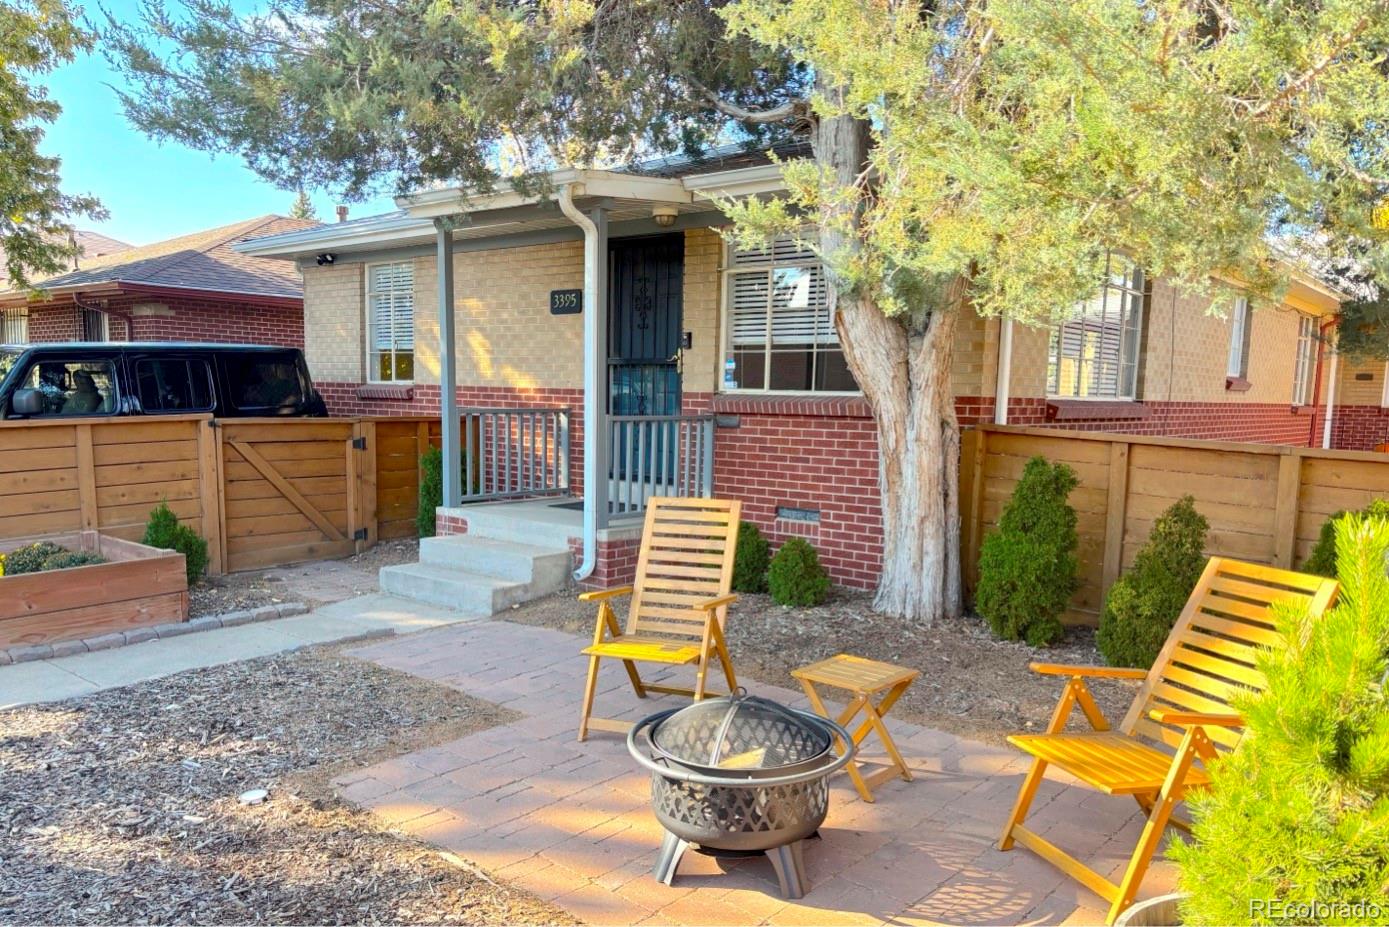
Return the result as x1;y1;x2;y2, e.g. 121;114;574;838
502;588;1138;745
0;643;573;926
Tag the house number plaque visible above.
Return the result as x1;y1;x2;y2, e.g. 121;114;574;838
550;289;582;314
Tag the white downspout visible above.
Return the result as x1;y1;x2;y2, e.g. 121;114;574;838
557;183;601;581
1322;337;1339;450
993;318;1013;425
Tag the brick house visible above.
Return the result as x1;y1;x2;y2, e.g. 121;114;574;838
0;215;319;348
236;149;1346;591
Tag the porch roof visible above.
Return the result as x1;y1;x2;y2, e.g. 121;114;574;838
233;160;791;262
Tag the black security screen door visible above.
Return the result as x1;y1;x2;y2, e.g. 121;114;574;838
608;234;683;417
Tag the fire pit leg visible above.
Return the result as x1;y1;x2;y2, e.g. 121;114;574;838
653;831;690;886
765;840;808;899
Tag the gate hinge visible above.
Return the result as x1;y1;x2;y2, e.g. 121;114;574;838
353;528;369;541
351;436;367;450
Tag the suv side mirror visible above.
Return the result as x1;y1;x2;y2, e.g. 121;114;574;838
11;388;44;416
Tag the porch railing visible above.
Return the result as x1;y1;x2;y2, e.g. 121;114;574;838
607;414;715;519
460;407;571;502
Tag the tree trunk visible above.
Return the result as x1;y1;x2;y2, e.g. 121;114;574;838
811;103;963;626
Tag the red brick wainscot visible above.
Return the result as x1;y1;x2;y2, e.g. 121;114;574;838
1331;404;1389;451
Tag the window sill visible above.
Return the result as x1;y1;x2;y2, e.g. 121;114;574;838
1225;376;1252;393
1291;404;1314;417
712;393;872;418
1045;399;1150;422
357;383;415;402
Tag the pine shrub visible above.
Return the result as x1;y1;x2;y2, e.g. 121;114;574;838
974;456;1079;646
1097;496;1209;668
732;521;770;593
767;537;830;606
418;445;442;538
142;501;209;584
1302;498;1389;576
1173;514;1389;925
2;541;66;575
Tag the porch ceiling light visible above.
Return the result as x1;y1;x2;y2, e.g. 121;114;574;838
652;205;679;228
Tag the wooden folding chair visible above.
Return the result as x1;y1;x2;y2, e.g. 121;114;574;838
998;557;1339;924
576;497;742;741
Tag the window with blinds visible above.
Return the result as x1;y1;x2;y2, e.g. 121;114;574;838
1046;253;1146;400
723;236;856;392
1292;314;1316;405
1;309;27;344
367;262;414;382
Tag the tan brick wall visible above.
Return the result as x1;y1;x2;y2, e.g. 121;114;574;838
1338;355;1387;406
302;262;363;383
682;227;723;394
951;304;996;399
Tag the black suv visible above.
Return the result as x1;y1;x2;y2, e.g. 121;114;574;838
0;343;329;419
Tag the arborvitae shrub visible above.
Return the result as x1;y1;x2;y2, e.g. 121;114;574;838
767;538;830;606
1097;496;1209;668
417;445;442;538
974;456;1078;646
1173;514;1389;925
732;521;770;593
1302;497;1389;576
2;541;66;575
143;501;209;584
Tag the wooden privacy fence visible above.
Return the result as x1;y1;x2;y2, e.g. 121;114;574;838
960;424;1389;625
0;414;453;575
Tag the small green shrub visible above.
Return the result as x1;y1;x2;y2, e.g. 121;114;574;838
974;456;1079;647
418;445;442;538
142;501;209;584
40;550;105;571
1302;498;1389;576
1172;513;1389;925
1097;496;1209;668
3;541;66;576
767;537;830;606
732;521;771;593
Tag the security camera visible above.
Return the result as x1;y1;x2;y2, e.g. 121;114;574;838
315;253;337;266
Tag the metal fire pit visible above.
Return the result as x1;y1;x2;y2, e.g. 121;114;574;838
627;691;855;899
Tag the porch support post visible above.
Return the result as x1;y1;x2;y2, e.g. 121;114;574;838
435;216;462;507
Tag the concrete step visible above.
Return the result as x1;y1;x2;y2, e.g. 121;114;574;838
378;562;535;615
419;535;571;587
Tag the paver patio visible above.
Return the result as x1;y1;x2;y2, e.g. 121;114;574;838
340;617;1178;926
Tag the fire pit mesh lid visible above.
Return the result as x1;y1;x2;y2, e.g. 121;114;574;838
650;692;831;771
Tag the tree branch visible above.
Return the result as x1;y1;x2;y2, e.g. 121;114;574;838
1241;5;1387;118
689;78;804;125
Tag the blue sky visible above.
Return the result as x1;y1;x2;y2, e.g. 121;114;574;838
40;0;398;246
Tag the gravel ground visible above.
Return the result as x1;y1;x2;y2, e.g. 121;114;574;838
0;645;571;926
188;539;421;619
502;588;1139;745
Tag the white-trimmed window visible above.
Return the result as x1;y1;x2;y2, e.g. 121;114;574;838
1226;296;1251;379
1046;253;1146;399
367;262;414;382
722;236;857;393
1292;314;1316;405
1;308;27;344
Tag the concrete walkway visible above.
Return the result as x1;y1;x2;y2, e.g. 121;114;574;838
341;619;1179;926
0;594;477;709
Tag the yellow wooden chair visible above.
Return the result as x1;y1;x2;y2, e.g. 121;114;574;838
576;497;742;741
998;557;1339;924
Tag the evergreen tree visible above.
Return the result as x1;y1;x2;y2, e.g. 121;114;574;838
3;0;104;290
288;188;317;221
1172;514;1389;925
105;0;1389;623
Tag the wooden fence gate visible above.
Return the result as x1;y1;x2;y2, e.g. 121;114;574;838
215;419;375;572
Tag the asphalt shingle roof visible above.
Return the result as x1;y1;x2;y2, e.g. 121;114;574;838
6;215;320;301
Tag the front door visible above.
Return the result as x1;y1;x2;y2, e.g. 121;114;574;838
608;234;683;490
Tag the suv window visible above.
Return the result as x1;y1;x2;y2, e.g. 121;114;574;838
134;358;214;413
19;359;119;416
224;355;303;412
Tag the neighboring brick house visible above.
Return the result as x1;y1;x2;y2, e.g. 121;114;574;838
0;216;319;348
237;150;1345;589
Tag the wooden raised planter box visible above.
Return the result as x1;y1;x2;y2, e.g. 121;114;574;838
0;532;188;648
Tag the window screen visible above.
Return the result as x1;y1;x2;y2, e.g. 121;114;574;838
134;358;214;413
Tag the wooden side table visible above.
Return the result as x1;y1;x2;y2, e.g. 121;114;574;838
792;654;920;802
